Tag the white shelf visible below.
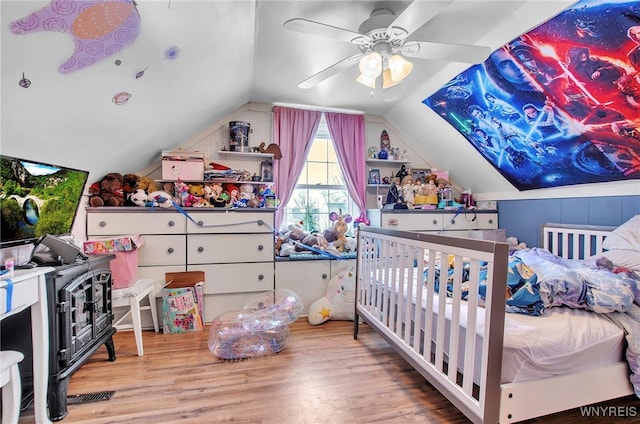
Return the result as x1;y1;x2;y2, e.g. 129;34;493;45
218;151;273;159
157;179;273;185
367;184;391;188
366;159;411;165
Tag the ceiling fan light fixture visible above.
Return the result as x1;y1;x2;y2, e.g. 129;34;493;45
382;69;401;89
388;54;413;82
356;73;376;89
358;52;382;79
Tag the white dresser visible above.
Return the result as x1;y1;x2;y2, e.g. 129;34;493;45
185;210;275;321
368;209;499;236
86;207;276;323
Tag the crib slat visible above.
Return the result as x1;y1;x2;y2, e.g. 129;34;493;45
448;254;463;384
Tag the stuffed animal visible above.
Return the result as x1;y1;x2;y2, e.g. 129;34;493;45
122;173;140;196
224;184;240;206
127;188;148;207
188;183;204;197
203;183;227;207
146;191;174;208
88;172;126;207
329;211;352;252
238;184;259;208
308;267;356;325
137;176;157;194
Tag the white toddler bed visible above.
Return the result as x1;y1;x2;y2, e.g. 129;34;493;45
353;223;636;423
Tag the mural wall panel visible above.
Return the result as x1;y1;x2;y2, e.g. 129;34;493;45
424;0;640;190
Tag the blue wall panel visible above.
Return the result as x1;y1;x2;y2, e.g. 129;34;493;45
498;195;640;248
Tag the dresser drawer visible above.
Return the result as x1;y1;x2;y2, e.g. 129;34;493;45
447;212;498;230
87;212;186;235
190;262;274;294
186;211;274;234
382;213;443;231
138;235;186;266
187;233;274;264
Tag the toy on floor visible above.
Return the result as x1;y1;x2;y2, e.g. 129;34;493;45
308;266;356;325
208;289;303;360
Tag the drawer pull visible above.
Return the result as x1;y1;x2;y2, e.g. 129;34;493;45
198;246;204;253
99;221;106;227
322;273;328;279
451;219;456;225
488;219;494;224
168;220;175;227
167;247;174;254
257;220;264;226
258;274;264;280
258;245;264;251
432;220;437;225
197;220;204;227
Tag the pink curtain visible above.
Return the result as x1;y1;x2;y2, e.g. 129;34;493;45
272;106;322;230
325;112;368;224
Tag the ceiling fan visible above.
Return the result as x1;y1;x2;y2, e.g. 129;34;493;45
283;1;491;90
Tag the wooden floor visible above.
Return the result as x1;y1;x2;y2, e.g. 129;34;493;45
18;320;640;424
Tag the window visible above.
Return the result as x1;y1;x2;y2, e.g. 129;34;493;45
283;116;356;234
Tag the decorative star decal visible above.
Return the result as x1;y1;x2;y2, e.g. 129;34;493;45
320;307;331;319
9;0;141;74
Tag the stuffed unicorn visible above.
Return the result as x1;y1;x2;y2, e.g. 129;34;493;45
308;266;356;325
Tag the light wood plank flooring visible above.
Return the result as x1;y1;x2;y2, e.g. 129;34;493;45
18;320;640;423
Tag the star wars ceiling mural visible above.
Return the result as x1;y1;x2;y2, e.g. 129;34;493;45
423;0;640;190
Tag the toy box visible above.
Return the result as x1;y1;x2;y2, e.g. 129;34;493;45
163;271;205;333
161;151;205;181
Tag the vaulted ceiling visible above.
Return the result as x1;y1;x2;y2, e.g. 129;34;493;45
2;0;635;198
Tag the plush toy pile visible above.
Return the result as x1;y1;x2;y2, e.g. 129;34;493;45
87;172;276;209
275;212;358;258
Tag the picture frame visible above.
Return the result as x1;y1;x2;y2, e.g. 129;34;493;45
411;168;430;183
369;169;381;185
260;161;273;182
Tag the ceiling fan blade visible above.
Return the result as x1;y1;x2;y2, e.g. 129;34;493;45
387;0;452;39
283;18;369;45
401;41;491;64
298;53;363;89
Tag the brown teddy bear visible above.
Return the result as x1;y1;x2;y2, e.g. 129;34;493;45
88;172;126;207
123;174;140;206
137;176;157;194
122;174;140;196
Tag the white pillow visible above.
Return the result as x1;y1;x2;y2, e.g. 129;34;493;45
599;249;640;271
603;214;640;251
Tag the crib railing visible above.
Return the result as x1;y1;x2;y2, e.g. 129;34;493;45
354;227;509;424
542;223;615;259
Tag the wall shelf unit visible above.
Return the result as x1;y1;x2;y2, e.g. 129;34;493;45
157;179;273;186
366;159;411;165
217;151;273;160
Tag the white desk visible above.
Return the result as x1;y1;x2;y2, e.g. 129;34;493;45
1;267;54;424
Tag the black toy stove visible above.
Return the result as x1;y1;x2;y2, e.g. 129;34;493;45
1;255;117;421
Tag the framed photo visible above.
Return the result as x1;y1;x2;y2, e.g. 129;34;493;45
369;169;381;185
260;161;273;182
411;168;430;182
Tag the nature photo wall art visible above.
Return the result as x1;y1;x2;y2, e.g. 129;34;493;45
423;0;640;190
